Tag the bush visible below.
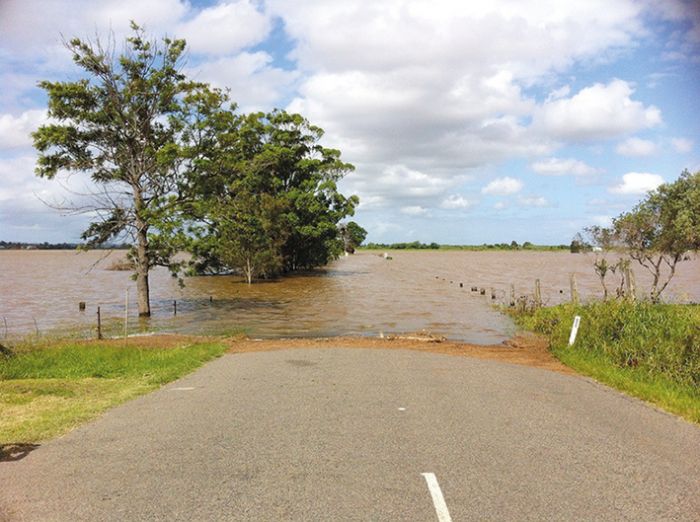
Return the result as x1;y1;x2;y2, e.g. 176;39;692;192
512;301;700;387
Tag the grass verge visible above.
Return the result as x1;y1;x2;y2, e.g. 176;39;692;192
0;336;228;446
508;301;700;424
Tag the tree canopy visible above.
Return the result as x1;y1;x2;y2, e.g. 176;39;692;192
585;169;700;301
33;24;362;307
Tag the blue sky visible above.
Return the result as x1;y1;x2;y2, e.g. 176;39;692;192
0;0;698;244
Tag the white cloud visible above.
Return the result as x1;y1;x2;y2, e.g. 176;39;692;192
534;79;662;141
591;215;613;226
0;0;188;53
546;85;571;102
272;0;649;216
609;172;664;195
671;137;693;153
401;205;429;216
493;201;508;210
190;52;298;111
270;0;644;76
482;177;523;196
615;137;657;156
518;195;549;207
176;0;271;56
440;195;475;209
0;110;47;149
531;157;600;176
343;164;463;211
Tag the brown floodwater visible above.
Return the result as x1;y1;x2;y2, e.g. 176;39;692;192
0;250;698;344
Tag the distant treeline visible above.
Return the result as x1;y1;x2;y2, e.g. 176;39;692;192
362;241;568;251
0;241;130;250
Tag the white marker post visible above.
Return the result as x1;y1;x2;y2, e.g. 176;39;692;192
568;315;581;346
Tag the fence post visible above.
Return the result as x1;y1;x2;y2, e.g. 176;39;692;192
97;306;102;340
510;284;516;307
173;300;177;316
124;288;129;340
534;279;542;308
570;273;579;305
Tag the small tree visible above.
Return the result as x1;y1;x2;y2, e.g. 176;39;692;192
213;191;287;284
33;24;211;316
339;221;367;253
586;170;700;301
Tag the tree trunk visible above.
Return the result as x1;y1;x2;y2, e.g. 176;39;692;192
245;257;253;285
135;224;151;316
134;188;151;317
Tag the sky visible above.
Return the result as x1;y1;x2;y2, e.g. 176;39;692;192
0;0;699;245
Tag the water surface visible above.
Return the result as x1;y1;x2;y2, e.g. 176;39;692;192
1;250;697;344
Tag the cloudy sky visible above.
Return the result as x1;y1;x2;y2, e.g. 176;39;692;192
1;0;698;244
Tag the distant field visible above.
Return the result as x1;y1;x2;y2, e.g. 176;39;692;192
360;241;568;251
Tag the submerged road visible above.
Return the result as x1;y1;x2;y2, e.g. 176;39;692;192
1;347;699;521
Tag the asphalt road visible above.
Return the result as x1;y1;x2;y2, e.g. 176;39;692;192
2;347;699;521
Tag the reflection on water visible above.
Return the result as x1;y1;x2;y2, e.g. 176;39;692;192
1;250;698;344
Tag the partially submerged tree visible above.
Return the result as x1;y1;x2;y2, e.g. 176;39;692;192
189;110;358;278
339;221;367;253
585;170;700;301
33;24;211;316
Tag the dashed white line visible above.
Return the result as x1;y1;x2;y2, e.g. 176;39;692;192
422;472;453;522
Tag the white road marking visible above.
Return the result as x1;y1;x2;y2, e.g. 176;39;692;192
170;387;195;391
422;472;453;522
398;407;406;411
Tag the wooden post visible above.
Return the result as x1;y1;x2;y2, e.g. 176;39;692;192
97;306;102;340
534;279;542;308
510;284;516;307
209;296;213;303
78;301;86;311
173;300;177;316
124;288;129;340
570;273;579;305
624;266;636;301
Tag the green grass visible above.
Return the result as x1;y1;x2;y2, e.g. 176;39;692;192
509;301;700;423
0;338;228;444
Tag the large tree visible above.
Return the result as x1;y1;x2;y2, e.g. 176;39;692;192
33;24;213;316
189;109;359;277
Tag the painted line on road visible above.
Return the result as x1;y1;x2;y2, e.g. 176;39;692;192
170;387;196;391
421;472;452;522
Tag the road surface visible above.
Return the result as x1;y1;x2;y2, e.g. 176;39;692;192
2;347;699;520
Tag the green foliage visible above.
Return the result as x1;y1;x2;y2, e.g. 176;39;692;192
362;241;565;251
0;341;227;385
33;24;360;293
339;221;368;252
32;23;223;315
0;339;228;443
363;241;440;250
188;109;358;278
512;301;700;388
585;170;700;301
569;232;591;253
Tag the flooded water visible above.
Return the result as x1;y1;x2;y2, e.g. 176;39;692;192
0;250;698;344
